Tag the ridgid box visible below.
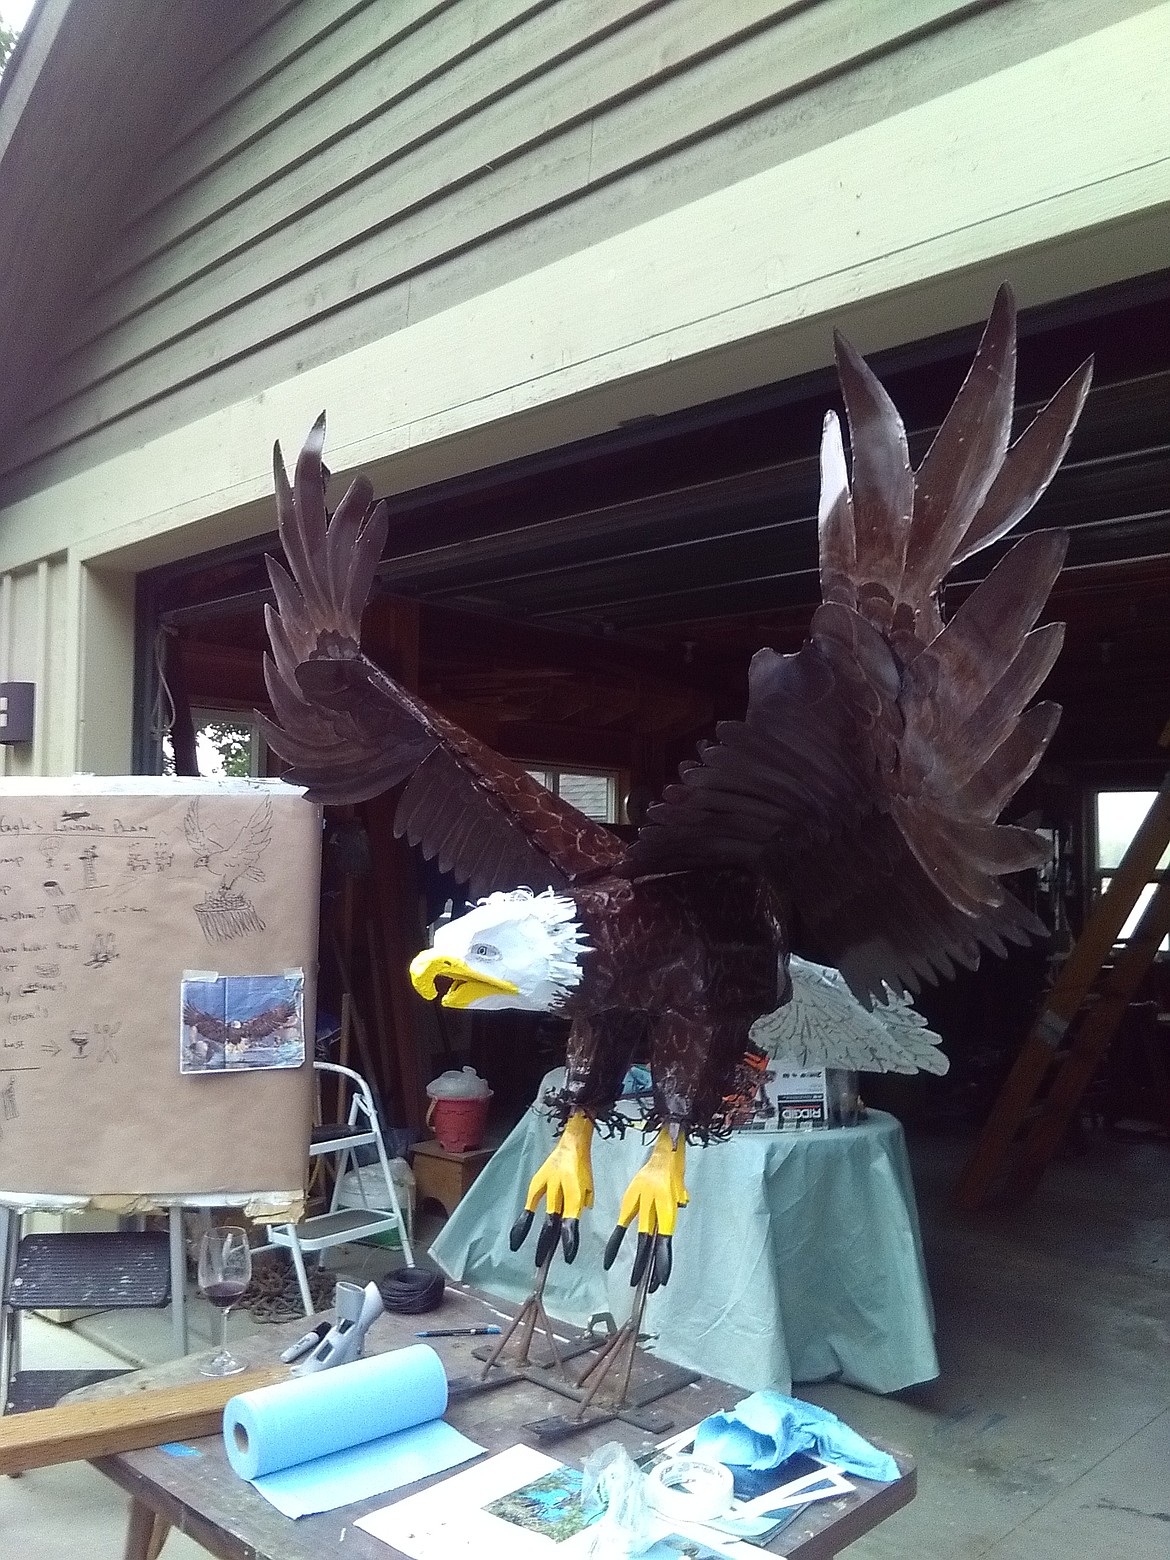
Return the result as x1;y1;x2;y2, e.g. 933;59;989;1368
729;1061;862;1132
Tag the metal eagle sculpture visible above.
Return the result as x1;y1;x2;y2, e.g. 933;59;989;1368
260;286;1090;1298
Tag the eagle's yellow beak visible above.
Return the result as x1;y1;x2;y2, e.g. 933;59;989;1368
408;951;520;1009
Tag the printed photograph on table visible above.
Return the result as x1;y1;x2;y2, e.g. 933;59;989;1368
639;1419;855;1542
180;970;305;1073
484;1464;598;1541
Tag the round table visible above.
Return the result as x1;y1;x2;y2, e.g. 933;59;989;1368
429;1072;939;1395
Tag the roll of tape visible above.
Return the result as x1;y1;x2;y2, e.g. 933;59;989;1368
647;1456;735;1523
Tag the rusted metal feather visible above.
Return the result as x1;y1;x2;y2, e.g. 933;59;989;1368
259;417;622;889
629;291;1090;1002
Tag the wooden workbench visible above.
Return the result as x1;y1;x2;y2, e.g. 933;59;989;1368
69;1283;914;1560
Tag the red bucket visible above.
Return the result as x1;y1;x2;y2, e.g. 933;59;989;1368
426;1092;491;1153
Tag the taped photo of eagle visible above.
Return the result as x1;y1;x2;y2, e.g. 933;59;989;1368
259;286;1090;1291
180;973;305;1074
182;999;299;1047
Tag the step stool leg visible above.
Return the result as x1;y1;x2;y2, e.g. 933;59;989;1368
0;1309;12;1416
285;1230;315;1317
372;1120;414;1268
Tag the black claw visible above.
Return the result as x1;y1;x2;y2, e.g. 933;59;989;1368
603;1223;628;1270
509;1208;535;1252
535;1211;562;1267
630;1230;653;1288
653;1233;672;1289
560;1217;580;1264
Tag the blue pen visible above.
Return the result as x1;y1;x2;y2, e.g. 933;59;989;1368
415;1325;502;1338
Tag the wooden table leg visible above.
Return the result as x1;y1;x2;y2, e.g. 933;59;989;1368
147;1511;171;1560
123;1497;171;1560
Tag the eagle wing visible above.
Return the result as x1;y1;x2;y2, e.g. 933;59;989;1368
257;416;624;898
627;286;1091;1003
219;798;272;887
183;799;223;862
182;1002;229;1043
749;956;949;1075
238;1000;298;1040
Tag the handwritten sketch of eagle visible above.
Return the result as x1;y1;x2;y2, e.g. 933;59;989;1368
184;796;273;941
183;797;272;890
259;286;1089;1291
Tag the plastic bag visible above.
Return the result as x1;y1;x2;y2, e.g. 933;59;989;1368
580;1443;658;1557
425;1066;490;1098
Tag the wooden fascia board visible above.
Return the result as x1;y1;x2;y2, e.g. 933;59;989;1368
0;0;72;153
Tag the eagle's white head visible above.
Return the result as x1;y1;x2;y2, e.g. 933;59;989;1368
409;888;589;1012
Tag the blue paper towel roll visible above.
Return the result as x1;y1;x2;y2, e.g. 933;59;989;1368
223;1344;448;1480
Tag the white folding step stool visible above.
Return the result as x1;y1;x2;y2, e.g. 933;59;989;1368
265;1062;414;1316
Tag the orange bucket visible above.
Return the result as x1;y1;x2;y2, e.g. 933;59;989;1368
426;1092;491;1153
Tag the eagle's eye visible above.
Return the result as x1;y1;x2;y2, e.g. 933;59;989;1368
470;942;501;961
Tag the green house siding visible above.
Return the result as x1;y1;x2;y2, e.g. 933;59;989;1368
0;0;1140;502
0;0;1166;776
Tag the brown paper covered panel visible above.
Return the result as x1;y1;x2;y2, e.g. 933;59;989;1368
0;778;318;1199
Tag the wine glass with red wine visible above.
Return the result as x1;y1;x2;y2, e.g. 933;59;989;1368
197;1226;252;1377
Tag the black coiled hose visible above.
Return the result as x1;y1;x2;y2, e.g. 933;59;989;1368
378;1266;446;1314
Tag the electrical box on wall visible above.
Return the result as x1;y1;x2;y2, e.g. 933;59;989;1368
0;683;35;744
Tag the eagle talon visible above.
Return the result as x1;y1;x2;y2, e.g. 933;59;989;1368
602;1222;628;1270
535;1212;562;1267
630;1230;653;1288
509;1209;534;1252
560;1217;580;1264
607;1128;688;1288
649;1233;672;1292
511;1111;595;1267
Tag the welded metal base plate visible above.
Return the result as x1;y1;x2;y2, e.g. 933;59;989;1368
453;1325;699;1443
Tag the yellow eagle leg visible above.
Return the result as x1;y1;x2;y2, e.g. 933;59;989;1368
604;1128;688;1288
510;1110;596;1265
615;1128;688;1237
524;1110;595;1220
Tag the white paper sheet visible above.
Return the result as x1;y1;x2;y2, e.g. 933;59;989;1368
253;1418;483;1519
355;1444;774;1560
356;1444;600;1560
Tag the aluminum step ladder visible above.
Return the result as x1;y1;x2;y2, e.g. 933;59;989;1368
265;1062;414;1315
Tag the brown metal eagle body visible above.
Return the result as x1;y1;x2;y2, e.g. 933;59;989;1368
259;286;1091;1226
554;870;787;1134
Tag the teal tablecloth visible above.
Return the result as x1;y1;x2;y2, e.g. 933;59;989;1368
429;1071;939;1396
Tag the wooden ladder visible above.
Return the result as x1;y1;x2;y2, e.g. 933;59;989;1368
955;759;1170;1211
